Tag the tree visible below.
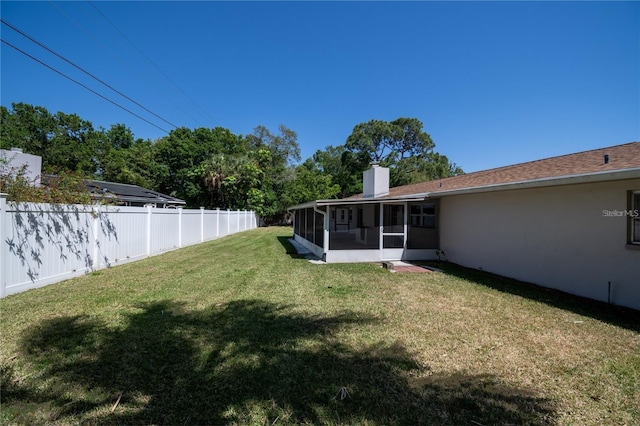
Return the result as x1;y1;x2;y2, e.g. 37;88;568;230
392;153;464;187
201;150;269;213
0;103;100;176
310;145;367;198
95;123;160;188
246;124;301;168
103;123;134;150
42;111;97;175
345;119;394;163
344;117;461;188
345;117;434;164
154;126;242;207
0;103;56;155
245;125;302;223
282;162;340;207
0;161;91;204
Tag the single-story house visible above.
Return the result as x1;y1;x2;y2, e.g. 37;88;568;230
288;142;640;311
1;147;184;208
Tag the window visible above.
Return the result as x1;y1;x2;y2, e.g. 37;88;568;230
336;208;348;225
631;191;640;245
410;203;436;228
407;202;439;249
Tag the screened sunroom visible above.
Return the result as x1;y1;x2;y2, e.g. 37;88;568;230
288;165;441;263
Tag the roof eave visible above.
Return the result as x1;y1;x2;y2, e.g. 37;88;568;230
425;167;640;197
287;200;318;211
287;195;428;211
287;168;640;211
90;194;186;205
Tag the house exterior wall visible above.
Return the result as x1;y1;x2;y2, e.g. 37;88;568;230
439;178;640;311
0;149;42;186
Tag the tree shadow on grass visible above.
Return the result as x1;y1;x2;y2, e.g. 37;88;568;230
427;261;640;333
6;300;556;425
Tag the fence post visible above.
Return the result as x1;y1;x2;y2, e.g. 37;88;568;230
237;210;240;233
178;206;183;248
200;207;205;243
227;209;230;235
216;208;220;238
0;193;7;298
146;205;152;256
92;204;100;270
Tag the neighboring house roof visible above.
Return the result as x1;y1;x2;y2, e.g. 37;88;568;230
290;142;640;210
85;180;185;206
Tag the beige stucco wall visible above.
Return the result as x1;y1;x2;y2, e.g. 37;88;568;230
439;178;640;311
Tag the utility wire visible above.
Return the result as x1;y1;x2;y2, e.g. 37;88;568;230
47;0;205;128
1;38;170;134
88;1;219;126
1;18;179;130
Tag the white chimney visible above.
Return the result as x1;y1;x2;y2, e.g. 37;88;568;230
363;163;389;198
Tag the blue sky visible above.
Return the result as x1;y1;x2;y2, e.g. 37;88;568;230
1;1;638;173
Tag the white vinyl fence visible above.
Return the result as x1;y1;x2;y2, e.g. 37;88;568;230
0;194;258;298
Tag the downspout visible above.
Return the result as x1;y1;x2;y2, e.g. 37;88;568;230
286;206;299;239
313;205;328;262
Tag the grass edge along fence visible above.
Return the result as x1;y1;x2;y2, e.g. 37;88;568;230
0;193;258;297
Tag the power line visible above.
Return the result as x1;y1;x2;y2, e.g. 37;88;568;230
88;1;219;126
1;18;179;130
1;38;170;134
46;0;206;128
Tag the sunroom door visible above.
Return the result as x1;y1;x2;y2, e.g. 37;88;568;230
381;203;406;261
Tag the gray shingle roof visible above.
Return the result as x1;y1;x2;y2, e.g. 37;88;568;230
345;142;640;200
85;180;185;206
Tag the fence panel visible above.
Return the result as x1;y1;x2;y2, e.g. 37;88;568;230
149;209;180;254
228;211;239;234
0;195;258;298
181;209;203;246
3;202;95;295
202;209;219;241
96;206;149;268
218;211;230;238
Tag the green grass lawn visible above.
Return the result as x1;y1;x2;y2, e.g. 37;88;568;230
1;227;638;425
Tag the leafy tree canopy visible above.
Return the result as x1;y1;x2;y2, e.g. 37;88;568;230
343;117;461;187
345;117;435;164
281;162;341;208
0;103;464;222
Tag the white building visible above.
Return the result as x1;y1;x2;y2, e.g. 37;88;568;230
289;142;640;311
